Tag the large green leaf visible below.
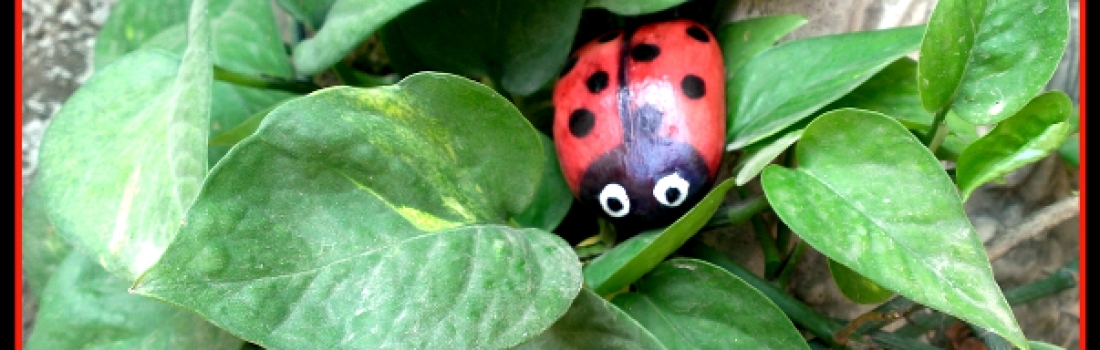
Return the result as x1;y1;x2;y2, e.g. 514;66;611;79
380;0;585;96
760;109;1027;349
717;14;808;80
956;91;1075;199
36;0;212;282
274;0;337;30
514;133;574;232
101;0;300;166
291;0;428;75
726;25;924;151
828;258;895;304
584;0;685;16
516;288;666;349
25;253;242;350
611;258;809;349
918;0;1069;124
583;178;735;296
92;0;192;69
132;73;582;349
21;180;72;297
825;57;933;131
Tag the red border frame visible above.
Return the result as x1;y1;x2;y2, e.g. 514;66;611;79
1078;0;1086;347
16;0;24;347
6;1;1091;347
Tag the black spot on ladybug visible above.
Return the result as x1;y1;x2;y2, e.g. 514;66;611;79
569;108;596;138
598;31;621;43
630;44;661;62
681;75;705;99
586;71;609;94
560;56;578;78
687;26;710;42
634;104;663;136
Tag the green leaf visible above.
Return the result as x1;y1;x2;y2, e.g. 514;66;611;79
207;84;299;166
918;0;1070;124
274;0;336;30
583;178;735;296
207;96;291;147
92;0;192;69
99;0;300;167
718;14;808;80
585;0;685;16
611;258;809;349
956;91;1075;199
514;133;575;231
946;111;980;144
515;288;666;349
21;180;72;297
726;25;925;151
1058;133;1079;168
25;253;242;350
379;0;585;96
760;108;1028;349
291;0;428;75
828;258;895;304
733;129;803;186
1029;341;1068;350
825;57;933;131
132;73;582;349
36;0;213;282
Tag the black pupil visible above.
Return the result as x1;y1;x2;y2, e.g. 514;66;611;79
665;187;682;203
607;198;624;212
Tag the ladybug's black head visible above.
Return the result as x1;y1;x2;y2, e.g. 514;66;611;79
578;136;711;234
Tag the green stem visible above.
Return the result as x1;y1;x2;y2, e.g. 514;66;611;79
736;187;782;279
331;61;399;88
213;65;320;94
775;151;796;255
1003;258;1079;305
921;107;950;151
703;195;770;228
775;240;808;291
683;240;847;348
970;323;1013;350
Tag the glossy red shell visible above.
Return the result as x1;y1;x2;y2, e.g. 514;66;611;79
553;19;726;197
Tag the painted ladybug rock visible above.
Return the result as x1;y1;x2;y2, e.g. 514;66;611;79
553;19;726;232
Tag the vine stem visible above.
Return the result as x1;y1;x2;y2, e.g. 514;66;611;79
213;65;320;94
734;187;782;279
703;195;770;229
921;107;950;152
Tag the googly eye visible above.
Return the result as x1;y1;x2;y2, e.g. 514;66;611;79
653;172;689;207
598;183;631;218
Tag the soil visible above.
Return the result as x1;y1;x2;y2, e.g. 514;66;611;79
21;0;1081;348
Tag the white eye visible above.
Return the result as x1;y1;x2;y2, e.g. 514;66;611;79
598;183;631;218
653;172;689;207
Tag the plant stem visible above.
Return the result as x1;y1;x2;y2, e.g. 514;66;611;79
682;240;847;348
775;240;808;291
213;65;320;94
331;61;399;88
735;187;782;279
775;151;796;255
970;323;1013;350
703;195;770;228
921;107;949;151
